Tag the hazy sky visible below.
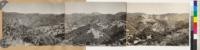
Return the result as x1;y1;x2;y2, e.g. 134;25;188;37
3;3;65;14
127;3;190;14
65;2;126;14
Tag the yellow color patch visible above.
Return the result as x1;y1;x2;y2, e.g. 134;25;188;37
193;17;197;22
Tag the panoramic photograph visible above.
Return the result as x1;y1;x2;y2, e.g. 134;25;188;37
0;3;65;48
0;2;190;48
126;3;190;46
64;2;127;46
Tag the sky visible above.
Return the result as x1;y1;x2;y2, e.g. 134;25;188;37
65;2;126;14
2;2;190;14
3;3;65;14
127;3;190;14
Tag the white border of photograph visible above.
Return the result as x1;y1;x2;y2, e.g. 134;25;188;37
197;1;200;50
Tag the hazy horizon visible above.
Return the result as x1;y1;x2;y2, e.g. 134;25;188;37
65;2;127;14
2;2;189;14
127;3;190;14
3;3;65;14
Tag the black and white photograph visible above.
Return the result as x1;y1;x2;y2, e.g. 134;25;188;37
64;2;127;46
0;3;65;48
0;1;191;49
126;3;190;46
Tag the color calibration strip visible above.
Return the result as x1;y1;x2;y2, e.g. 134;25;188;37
194;0;198;35
192;0;198;50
